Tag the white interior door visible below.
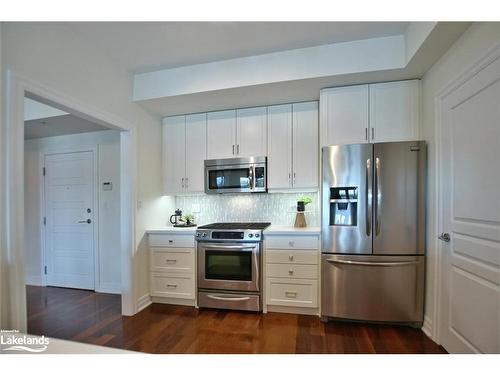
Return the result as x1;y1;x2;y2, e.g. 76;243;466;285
44;151;95;290
439;55;500;353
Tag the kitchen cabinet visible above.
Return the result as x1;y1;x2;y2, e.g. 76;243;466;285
369;80;420;142
264;232;320;315
320;80;420;146
206;110;236;159
207;107;267;159
267;102;318;191
162;113;207;195
149;233;196;305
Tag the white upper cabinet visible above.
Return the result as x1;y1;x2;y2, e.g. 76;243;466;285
236;107;267;157
207;110;236;159
185;113;207;193
320;80;421;146
292;102;319;190
163;113;207;195
267;104;293;189
267;102;319;191
320;85;369;146
369;80;420;142
163;115;186;195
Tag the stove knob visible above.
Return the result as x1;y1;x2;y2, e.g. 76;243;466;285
202;233;207;237
196;232;200;237
255;233;260;238
248;233;254;238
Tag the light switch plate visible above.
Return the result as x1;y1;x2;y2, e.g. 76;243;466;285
191;203;201;213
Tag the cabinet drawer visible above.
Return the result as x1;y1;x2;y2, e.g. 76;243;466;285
265;235;319;250
266;249;318;265
150;273;195;299
151;249;194;273
266;263;318;279
266;278;318;308
149;233;195;248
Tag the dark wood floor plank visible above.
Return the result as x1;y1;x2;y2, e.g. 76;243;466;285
26;286;447;354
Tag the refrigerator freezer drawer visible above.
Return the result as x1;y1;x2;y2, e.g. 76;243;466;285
321;254;424;323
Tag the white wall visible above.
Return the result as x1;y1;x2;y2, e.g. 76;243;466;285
421;22;500;336
24;130;122;293
2;23;175;316
24;98;67;121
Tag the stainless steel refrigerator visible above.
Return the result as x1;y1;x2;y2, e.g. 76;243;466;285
321;141;426;326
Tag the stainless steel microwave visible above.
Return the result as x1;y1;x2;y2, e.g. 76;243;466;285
204;157;267;194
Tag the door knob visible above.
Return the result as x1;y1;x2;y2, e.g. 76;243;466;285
438;233;450;242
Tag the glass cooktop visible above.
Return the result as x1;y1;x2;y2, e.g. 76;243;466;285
198;222;271;230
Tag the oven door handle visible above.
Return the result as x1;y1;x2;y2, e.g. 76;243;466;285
206;295;251;302
199;244;257;251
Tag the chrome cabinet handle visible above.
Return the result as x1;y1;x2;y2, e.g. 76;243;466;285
293;172;296;185
326;259;419;267
78;219;91;224
365;127;368;141
232;145;235;155
371;127;375;140
166;284;177;288
206;295;251;302
181;177;185;188
285;291;297;298
366;158;372;236
237;144;240;154
185;177;189;189
289;255;294;261
249;166;254;190
165;259;177;264
288;241;294;247
288;269;294;275
438;233;451;242
375;157;381;236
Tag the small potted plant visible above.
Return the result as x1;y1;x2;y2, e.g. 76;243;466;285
181;213;195;226
297;195;312;212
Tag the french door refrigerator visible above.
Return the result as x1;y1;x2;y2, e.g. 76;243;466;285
321;141;426;326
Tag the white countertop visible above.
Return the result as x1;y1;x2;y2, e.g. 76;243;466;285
264;225;321;235
146;225;321;236
146;226;198;234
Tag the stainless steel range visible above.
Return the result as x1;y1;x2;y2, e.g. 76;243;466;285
196;222;271;312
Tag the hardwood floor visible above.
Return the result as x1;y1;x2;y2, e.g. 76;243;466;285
26;286;446;354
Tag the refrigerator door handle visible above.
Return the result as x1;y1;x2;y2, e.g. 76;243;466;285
366;158;372;236
326;259;420;267
375;157;381;236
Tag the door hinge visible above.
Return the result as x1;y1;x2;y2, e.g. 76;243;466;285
44;266;47;275
42;167;46;176
43;217;46;226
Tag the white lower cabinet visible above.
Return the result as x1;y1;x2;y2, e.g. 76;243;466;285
264;233;320;314
149;233;196;305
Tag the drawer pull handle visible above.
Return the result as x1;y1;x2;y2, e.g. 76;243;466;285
165;259;177;264
289;241;295;247
168;240;174;243
166;284;177;288
289;255;294;261
285;291;297;298
288;269;294;275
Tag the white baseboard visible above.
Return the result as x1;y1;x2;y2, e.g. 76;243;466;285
96;282;122;295
26;275;42;286
151;296;196;307
137;293;152;313
422;315;433;339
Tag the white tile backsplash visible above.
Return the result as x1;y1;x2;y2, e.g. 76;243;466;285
175;192;319;227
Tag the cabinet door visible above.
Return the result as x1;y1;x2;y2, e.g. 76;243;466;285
162;115;186;194
369;80;420;142
185;113;207;193
320;85;369;146
267;104;292;190
207;110;236;159
293;101;319;189
236;107;267;157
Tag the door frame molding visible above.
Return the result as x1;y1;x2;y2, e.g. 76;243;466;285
40;148;99;290
2;70;138;331
431;41;500;344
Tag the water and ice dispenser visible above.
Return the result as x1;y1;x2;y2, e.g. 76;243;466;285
329;187;358;226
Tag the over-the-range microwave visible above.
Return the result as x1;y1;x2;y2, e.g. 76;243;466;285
204;156;267;194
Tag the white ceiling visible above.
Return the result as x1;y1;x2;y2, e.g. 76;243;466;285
25;114;110;139
67;22;410;73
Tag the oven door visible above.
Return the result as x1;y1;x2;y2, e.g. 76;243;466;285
197;242;260;292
